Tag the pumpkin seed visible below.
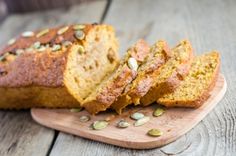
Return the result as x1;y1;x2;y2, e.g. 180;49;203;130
22;31;34;37
63;41;72;47
57;26;69;35
134;116;150;127
131;112;144;120
117;120;130;128
37;46;46;52
33;41;41;49
70;107;82;112
92;120;108;130
153;108;165;117
75;30;85;40
79;115;90;122
36;29;49;38
16;49;24;55
78;45;85;54
7;38;16;45
147;129;163;137
73;24;85;30
128;57;138;71
52;44;61;51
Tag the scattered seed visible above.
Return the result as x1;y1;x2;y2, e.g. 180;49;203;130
117;120;130;128
33;41;41;49
78;45;85;54
57;26;69;35
147;129;163;137
92;120;108;130
79;115;90;122
75;30;85;40
51;44;61;51
7;38;16;45
128;57;138;71
153;108;165;117
134;116;150;127
36;29;49;38
131;112;144;120
73;24;85;30
22;31;34;37
70;107;82;112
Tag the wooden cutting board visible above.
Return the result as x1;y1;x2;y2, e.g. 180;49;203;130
31;74;227;149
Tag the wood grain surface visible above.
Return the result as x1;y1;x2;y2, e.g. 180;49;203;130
0;0;236;155
31;74;227;149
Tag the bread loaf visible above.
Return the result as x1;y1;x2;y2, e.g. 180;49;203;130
83;39;149;114
111;40;170;114
158;51;220;107
140;40;194;106
0;24;119;108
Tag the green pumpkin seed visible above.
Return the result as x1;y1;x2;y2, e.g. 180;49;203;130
52;44;61;52
33;41;41;49
22;31;34;37
57;26;69;35
77;45;85;54
37;46;46;52
70;107;82;112
131;112;144;120
117;120;130;128
73;24;85;30
153;108;165;117
36;29;49;38
75;30;85;40
134;116;150;127
7;38;16;45
79;115;90;122
92;121;108;130
147;129;163;137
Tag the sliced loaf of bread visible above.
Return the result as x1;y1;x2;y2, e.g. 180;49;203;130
111;40;170;114
82;39;150;114
140;40;194;106
157;51;220;107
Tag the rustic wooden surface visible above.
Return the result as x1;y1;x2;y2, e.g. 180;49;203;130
31;74;226;149
0;0;235;155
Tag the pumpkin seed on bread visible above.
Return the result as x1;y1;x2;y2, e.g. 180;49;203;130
140;40;194;106
82;39;150;114
111;40;170;114
158;51;220;108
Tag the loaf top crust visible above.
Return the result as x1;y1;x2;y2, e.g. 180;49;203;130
0;24;114;87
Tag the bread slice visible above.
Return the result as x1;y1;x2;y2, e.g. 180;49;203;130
83;39;150;114
111;40;171;114
140;40;194;106
0;24;119;108
158;51;220;107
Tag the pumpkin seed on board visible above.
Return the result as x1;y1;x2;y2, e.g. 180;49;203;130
70;107;82;112
78;45;85;54
33;41;41;49
134;116;150;127
52;44;61;51
22;31;34;37
128;57;138;71
16;49;24;55
73;24;85;30
57;26;69;35
117;120;130;128
80;115;90;122
147;129;163;137
131;112;144;120
75;30;85;40
153;108;165;117
92;121;108;130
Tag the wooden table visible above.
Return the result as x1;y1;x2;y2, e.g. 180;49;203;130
0;0;235;155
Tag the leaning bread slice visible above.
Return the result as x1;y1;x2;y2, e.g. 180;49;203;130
83;39;150;114
0;24;119;108
140;40;194;106
111;40;171;114
158;51;220;108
